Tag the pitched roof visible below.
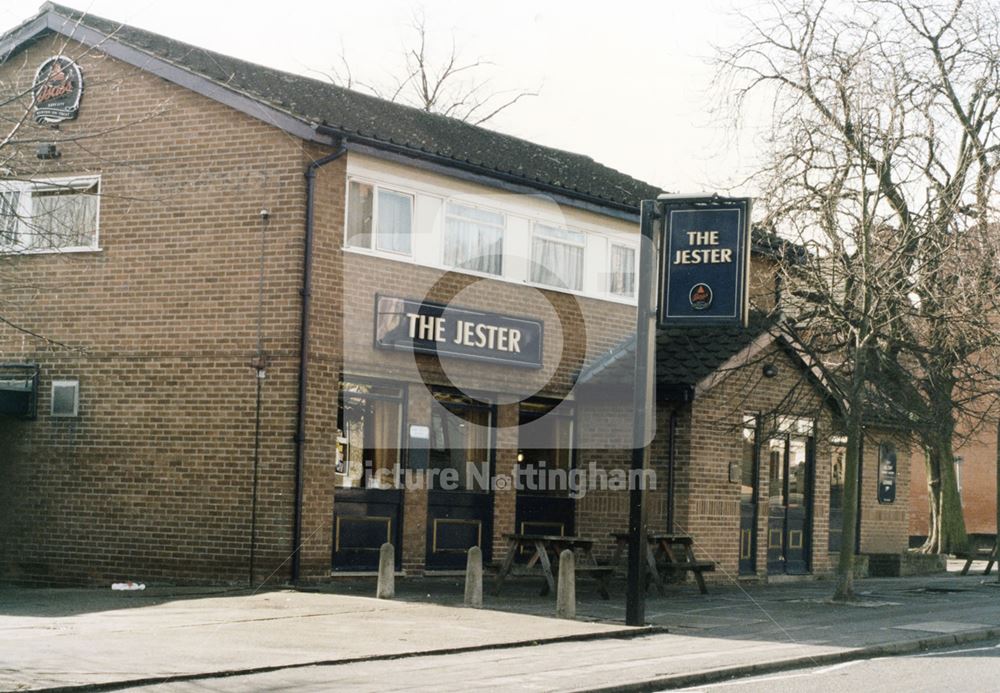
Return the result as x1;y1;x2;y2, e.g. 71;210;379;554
579;313;782;396
1;3;662;213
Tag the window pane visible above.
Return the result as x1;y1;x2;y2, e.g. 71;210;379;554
531;234;583;290
346;181;373;248
0;191;20;247
610;245;636;296
376;189;412;254
830;445;845;510
443;203;504;275
446;201;503;227
741;419;757;504
337;382;403;489
767;439;785;507
429;395;492;492
787;438;807;507
28;183;97;250
518;401;574;495
535;223;584;245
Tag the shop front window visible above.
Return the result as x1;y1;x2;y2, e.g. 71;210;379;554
336;381;404;489
429;391;493;492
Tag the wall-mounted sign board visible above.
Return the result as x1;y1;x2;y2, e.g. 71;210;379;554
658;196;751;327
374;295;543;368
878;441;897;504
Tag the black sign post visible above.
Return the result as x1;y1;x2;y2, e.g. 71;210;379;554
625;200;659;626
625;194;752;625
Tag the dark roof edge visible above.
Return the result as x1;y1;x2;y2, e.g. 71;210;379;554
343;139;641;223
1;6;646;219
0;8;335;143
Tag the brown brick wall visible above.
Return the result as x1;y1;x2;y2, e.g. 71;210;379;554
0;36;312;585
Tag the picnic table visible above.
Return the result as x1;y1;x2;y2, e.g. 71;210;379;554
493;533;613;599
957;534;998;576
610;532;715;595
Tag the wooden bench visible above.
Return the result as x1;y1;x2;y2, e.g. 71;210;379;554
956;533;997;576
610;532;716;595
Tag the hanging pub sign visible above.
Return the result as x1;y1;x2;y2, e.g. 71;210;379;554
374;295;543;368
878;441;897;504
33;56;83;124
658;195;751;327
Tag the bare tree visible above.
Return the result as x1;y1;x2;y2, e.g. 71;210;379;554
720;0;1000;599
327;12;538;125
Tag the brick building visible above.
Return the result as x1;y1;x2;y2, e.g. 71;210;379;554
0;4;911;586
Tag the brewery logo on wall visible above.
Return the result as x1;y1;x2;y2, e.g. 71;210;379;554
33;56;83;124
689;283;713;310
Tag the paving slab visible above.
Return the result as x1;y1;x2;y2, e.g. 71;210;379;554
0;587;627;691
4;568;1000;692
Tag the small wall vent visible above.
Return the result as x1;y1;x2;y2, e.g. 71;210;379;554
51;380;79;417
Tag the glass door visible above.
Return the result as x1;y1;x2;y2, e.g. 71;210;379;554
515;400;576;552
332;380;405;571
425;390;495;570
766;418;815;575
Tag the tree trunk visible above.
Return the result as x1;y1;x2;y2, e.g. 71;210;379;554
934;432;969;555
919;447;941;554
918;412;968;555
833;413;863;602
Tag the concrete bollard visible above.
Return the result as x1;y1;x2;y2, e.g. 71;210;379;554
464;545;483;608
376;542;395;599
556;549;576;619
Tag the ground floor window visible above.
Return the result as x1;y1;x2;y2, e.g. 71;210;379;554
336;380;404;489
429;390;494;491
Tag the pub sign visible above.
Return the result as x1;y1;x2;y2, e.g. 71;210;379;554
33;56;83;124
374;295;543;368
658;196;751;327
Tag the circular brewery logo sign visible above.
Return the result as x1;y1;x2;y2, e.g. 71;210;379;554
33;56;83;124
689;282;713;310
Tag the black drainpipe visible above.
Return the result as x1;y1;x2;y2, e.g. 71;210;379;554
292;141;348;583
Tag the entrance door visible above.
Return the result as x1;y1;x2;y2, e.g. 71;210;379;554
738;416;759;575
765;419;814;575
332;381;405;571
425;391;495;570
514;400;575;552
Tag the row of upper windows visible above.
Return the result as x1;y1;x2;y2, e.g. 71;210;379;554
0;176;101;253
344;178;638;301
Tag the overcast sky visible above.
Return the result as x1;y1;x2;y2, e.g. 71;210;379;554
0;0;772;196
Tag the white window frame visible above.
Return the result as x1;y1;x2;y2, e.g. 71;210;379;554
529;222;586;292
50;379;79;417
344;178;413;257
608;242;638;298
441;199;506;277
341;169;641;306
0;175;101;254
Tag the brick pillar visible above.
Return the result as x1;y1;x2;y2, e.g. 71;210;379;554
492;403;519;566
402;388;431;574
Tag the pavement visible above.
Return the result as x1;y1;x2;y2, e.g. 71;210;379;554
1;558;999;692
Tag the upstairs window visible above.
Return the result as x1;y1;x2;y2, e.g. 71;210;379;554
345;180;412;255
0;177;100;252
443;201;504;275
609;243;636;297
531;223;584;291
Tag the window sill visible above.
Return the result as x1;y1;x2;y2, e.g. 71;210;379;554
0;246;102;256
342;245;638;307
